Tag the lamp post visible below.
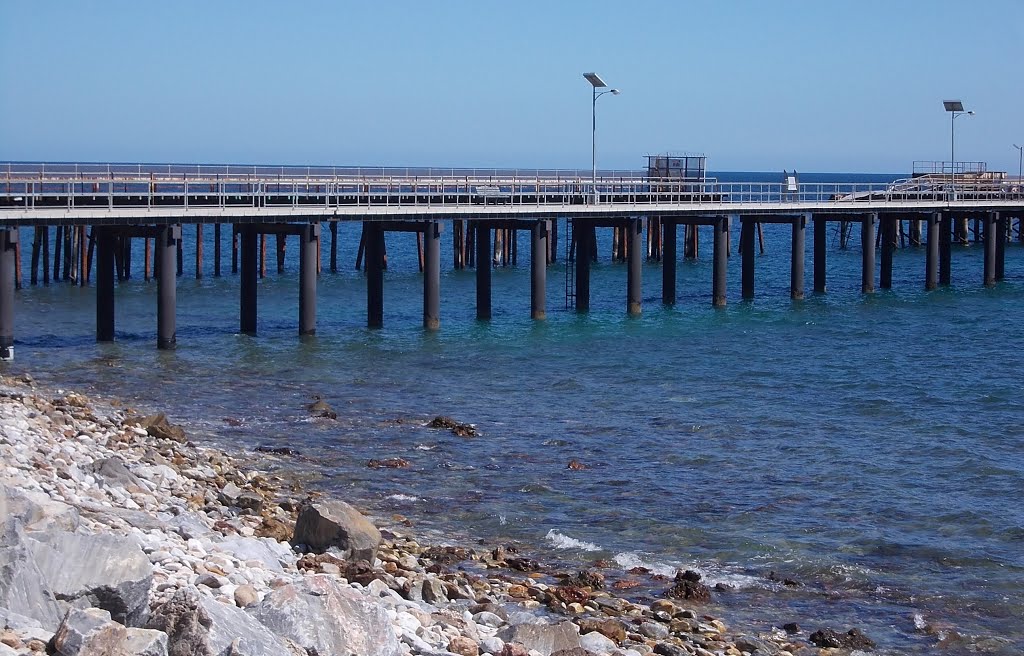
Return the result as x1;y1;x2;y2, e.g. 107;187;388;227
1014;144;1023;194
943;100;974;200
584;72;619;203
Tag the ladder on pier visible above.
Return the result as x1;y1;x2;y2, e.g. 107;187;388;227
565;217;575;309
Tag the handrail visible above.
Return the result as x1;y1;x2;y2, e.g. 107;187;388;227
2;164;1022;213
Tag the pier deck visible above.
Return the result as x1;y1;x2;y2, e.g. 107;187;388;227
1;162;1023;360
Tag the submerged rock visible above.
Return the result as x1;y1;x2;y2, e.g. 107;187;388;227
132;413;187;443
809;627;876;649
665;570;711;602
306;398;337;420
291;499;381;562
427;416;478;437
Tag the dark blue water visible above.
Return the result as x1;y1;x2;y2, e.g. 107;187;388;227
3;171;1022;654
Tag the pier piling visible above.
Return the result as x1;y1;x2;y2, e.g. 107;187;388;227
366;224;384;328
627;218;642;316
423;221;441;330
240;229;258;335
575;223;593;312
476;222;491;320
741;218;755;299
791;215;806;300
939;213;952;286
0;228;17;360
995;213;1006;282
984;212;997;287
861;214;877;293
214;224;222;277
299;223;318;335
662;220;677;305
813;216;826;293
196;225;204;279
96;228;116;342
880;214;896;290
926;212;940;290
531;221;548;320
157;225;179;349
712;216;728;307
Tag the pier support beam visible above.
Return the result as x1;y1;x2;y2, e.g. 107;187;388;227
96;227;115;342
996;213;1006;282
861;213;876;293
741;218;755;299
157;226;179;349
813;215;826;293
909;219;922;247
299;223;319;335
712;216;728;307
214;224;222;277
662;220;677;305
939;213;952;286
531;220;547;320
0;228;17;361
925;212;940;290
880;214;896;290
575;223;592;312
366;224;384;328
423;221;440;330
791;214;806;299
627;218;642;316
476;222;491;320
240;228;258;335
983;211;997;287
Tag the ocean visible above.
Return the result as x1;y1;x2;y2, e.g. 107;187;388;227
3;170;1022;654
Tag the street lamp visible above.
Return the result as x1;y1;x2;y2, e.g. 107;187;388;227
584;72;620;203
1014;144;1023;193
943;100;974;200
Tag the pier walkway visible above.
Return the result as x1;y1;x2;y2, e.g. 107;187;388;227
2;162;1024;360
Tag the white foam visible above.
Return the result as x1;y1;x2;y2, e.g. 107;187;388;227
612;551;677;577
545;529;601;552
415;444;436;450
386;494;418;502
612;552;766;590
913;613;927;631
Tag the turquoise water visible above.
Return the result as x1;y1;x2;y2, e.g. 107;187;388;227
3;175;1022;654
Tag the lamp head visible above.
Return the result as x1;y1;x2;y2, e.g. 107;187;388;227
610;89;621;95
967;110;975;115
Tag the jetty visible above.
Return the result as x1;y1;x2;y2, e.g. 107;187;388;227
2;161;1023;360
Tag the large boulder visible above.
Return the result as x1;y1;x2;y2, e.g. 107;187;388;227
148;588;299;656
497;621;582;656
291;499;381;562
0;485;80;532
0;521;63;631
215;537;290;573
251;574;401;656
27;531;153;627
146;589;212;656
198;595;301;656
51;607;168;656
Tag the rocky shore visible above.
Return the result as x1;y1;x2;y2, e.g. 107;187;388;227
0;373;876;656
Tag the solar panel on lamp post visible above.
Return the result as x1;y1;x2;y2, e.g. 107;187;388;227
584;73;620;204
943;100;974;201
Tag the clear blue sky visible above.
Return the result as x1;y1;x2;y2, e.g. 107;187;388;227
2;1;1021;174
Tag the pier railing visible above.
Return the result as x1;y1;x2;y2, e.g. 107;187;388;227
3;164;1024;214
